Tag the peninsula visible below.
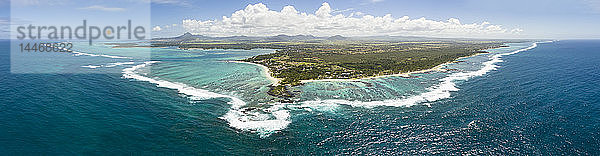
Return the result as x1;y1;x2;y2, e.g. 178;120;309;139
151;33;512;98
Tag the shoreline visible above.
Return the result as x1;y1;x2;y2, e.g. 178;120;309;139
225;61;281;85
228;46;502;85
299;52;489;83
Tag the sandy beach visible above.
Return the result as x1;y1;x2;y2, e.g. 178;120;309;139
226;61;280;85
227;51;488;84
299;52;488;83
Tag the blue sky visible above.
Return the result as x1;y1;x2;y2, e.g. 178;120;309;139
1;0;151;40
2;0;600;39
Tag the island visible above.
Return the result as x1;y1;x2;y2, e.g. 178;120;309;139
151;33;514;99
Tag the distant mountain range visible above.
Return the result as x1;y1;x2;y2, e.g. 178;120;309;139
152;32;349;42
152;32;517;42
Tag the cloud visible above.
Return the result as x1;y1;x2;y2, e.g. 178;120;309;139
352;12;364;16
371;0;385;3
332;8;354;14
510;28;524;34
182;3;520;38
151;23;185;38
153;26;162;31
78;5;125;12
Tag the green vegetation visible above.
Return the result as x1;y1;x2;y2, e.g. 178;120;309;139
243;41;503;87
152;34;508;98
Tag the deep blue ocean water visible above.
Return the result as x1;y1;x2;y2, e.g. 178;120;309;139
0;40;599;154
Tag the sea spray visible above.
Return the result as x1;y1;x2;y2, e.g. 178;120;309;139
82;62;135;69
118;41;548;137
122;61;290;137
72;51;131;59
299;41;547;108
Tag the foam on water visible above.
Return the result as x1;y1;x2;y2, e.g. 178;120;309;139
72;51;131;59
300;42;547;108
81;65;101;69
122;61;290;137
105;62;135;67
119;41;549;137
81;62;135;69
289;100;341;113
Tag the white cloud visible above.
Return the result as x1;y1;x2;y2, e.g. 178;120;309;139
371;0;385;3
151;23;186;38
78;5;125;12
153;26;162;31
332;8;354;14
182;3;521;38
510;28;524;34
353;12;364;16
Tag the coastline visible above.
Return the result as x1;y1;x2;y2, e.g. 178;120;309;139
225;61;281;85
231;51;491;84
299;52;489;83
228;45;503;85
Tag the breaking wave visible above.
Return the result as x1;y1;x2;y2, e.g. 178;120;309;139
122;61;290;137
81;62;134;69
72;51;131;59
119;41;549;137
300;41;547;108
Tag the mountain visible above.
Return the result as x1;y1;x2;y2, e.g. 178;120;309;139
327;35;347;40
152;32;523;43
153;33;499;42
153;32;210;41
153;33;340;42
266;34;320;41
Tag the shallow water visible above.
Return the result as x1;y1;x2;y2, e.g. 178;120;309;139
1;40;598;154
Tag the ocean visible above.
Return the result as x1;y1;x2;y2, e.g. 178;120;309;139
0;40;598;154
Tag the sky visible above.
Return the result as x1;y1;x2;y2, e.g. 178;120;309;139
1;0;600;39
